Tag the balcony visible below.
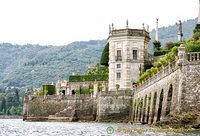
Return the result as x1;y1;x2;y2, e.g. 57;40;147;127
116;56;122;61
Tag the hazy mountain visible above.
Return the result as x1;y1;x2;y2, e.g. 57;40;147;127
0;18;197;88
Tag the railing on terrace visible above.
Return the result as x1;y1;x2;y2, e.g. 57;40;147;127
186;52;200;61
27;94;92;101
135;61;177;93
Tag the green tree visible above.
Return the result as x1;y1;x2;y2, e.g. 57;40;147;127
6;92;20;109
0;97;6;111
100;43;109;66
166;41;175;50
193;24;200;34
153;41;161;51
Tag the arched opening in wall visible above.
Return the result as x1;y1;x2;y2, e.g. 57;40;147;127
142;95;147;123
166;84;173;116
62;90;65;95
139;98;143;122
151;92;157;124
157;89;164;122
146;93;151;123
72;90;75;95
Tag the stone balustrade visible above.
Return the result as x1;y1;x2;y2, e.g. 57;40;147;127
135;61;177;93
186;52;200;61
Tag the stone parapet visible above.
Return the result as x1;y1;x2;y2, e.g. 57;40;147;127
109;29;150;39
136;61;177;92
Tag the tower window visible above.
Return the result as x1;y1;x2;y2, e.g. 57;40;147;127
117;64;121;68
133;50;137;60
116;50;122;60
116;72;121;80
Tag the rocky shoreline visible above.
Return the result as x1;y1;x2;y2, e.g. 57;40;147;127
155;110;200;129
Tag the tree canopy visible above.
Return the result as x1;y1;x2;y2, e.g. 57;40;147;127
100;43;109;66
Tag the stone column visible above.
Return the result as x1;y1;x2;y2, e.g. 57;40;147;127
134;101;138;122
155;19;159;41
153;91;160;124
148;92;154;124
160;88;168;121
141;96;145;123
178;20;182;42
178;44;186;65
144;94;149;123
93;80;98;97
103;81;106;91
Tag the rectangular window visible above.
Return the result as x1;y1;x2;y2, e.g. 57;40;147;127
117;64;121;68
117;50;121;60
117;72;121;80
133;50;137;60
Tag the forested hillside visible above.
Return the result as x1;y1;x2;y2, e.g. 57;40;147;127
0;18;198;88
0;40;107;88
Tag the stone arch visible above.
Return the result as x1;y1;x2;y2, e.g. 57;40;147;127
142;95;147;122
72;89;75;95
157;89;164;122
151;91;157;124
166;84;173;116
146;93;151;123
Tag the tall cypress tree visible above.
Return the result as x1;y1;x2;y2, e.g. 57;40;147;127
100;43;109;66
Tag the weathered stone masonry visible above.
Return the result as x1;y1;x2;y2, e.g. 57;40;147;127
131;47;200;124
23;46;200;124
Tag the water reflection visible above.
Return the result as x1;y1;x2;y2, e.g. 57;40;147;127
0;119;199;136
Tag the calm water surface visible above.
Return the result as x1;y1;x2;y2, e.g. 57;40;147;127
0;119;199;136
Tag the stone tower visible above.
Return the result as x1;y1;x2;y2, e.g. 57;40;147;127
108;21;150;91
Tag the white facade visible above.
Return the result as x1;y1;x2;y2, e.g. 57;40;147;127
108;29;150;91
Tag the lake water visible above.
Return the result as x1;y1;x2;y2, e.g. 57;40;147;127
0;119;199;136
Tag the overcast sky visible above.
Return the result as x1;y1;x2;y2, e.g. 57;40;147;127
0;0;198;45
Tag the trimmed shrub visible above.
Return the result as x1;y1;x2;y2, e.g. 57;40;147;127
69;75;108;82
42;84;56;95
100;43;109;66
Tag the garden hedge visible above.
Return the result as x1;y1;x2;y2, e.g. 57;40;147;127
69;75;108;82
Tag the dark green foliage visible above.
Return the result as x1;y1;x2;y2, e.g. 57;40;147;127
100;43;109;66
0;87;24;115
165;41;180;50
42;84;56;95
153;41;162;51
144;61;153;72
0;97;6;111
69;75;108;82
6;92;20;108
193;24;200;33
154;50;168;56
185;44;200;52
